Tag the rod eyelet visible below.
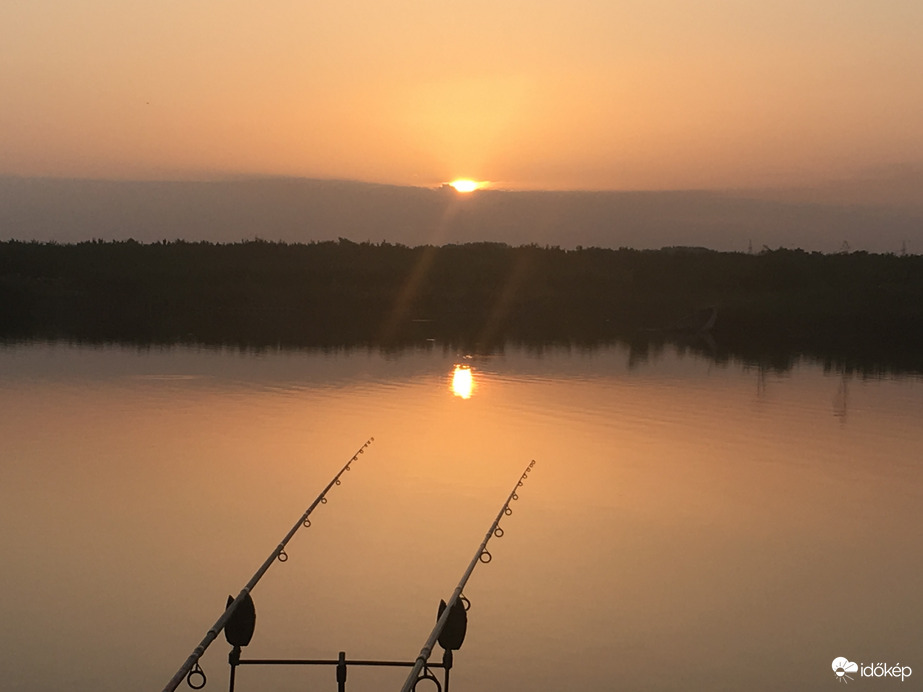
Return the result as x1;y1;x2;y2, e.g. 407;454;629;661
186;662;206;690
411;666;442;692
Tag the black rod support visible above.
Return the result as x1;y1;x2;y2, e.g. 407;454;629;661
336;651;347;692
227;647;239;692
236;658;444;668
442;650;453;692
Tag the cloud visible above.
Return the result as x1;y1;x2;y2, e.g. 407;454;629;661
832;657;859;673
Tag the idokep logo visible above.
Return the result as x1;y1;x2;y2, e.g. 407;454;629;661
832;657;913;683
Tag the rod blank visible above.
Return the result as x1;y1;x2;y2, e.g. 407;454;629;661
161;437;375;692
400;459;536;692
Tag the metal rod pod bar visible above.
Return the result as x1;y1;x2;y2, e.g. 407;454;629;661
399;459;537;692
161;437;375;692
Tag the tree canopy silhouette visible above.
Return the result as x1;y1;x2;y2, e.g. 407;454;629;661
2;239;922;373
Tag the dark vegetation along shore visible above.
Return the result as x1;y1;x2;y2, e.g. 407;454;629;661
2;239;923;374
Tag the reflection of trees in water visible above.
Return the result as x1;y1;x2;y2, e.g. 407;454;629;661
2;240;923;376
833;375;849;421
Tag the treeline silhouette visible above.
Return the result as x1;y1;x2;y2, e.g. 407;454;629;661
2;239;923;373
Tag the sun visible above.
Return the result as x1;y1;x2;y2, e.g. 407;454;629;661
449;179;484;193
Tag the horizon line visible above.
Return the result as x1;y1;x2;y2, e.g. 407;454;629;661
1;170;918;197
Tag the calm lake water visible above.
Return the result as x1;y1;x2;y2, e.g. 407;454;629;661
1;341;921;691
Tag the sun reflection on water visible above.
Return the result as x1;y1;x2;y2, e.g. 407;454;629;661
451;364;474;399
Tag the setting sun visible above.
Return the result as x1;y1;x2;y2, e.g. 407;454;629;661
449;179;484;193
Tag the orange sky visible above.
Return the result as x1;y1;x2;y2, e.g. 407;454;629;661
1;1;922;190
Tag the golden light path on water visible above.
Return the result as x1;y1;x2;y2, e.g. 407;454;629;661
451;364;474;399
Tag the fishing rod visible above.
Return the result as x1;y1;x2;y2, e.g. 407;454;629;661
400;459;536;692
162;437;375;692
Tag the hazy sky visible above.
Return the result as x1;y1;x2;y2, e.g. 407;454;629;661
2;1;922;190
